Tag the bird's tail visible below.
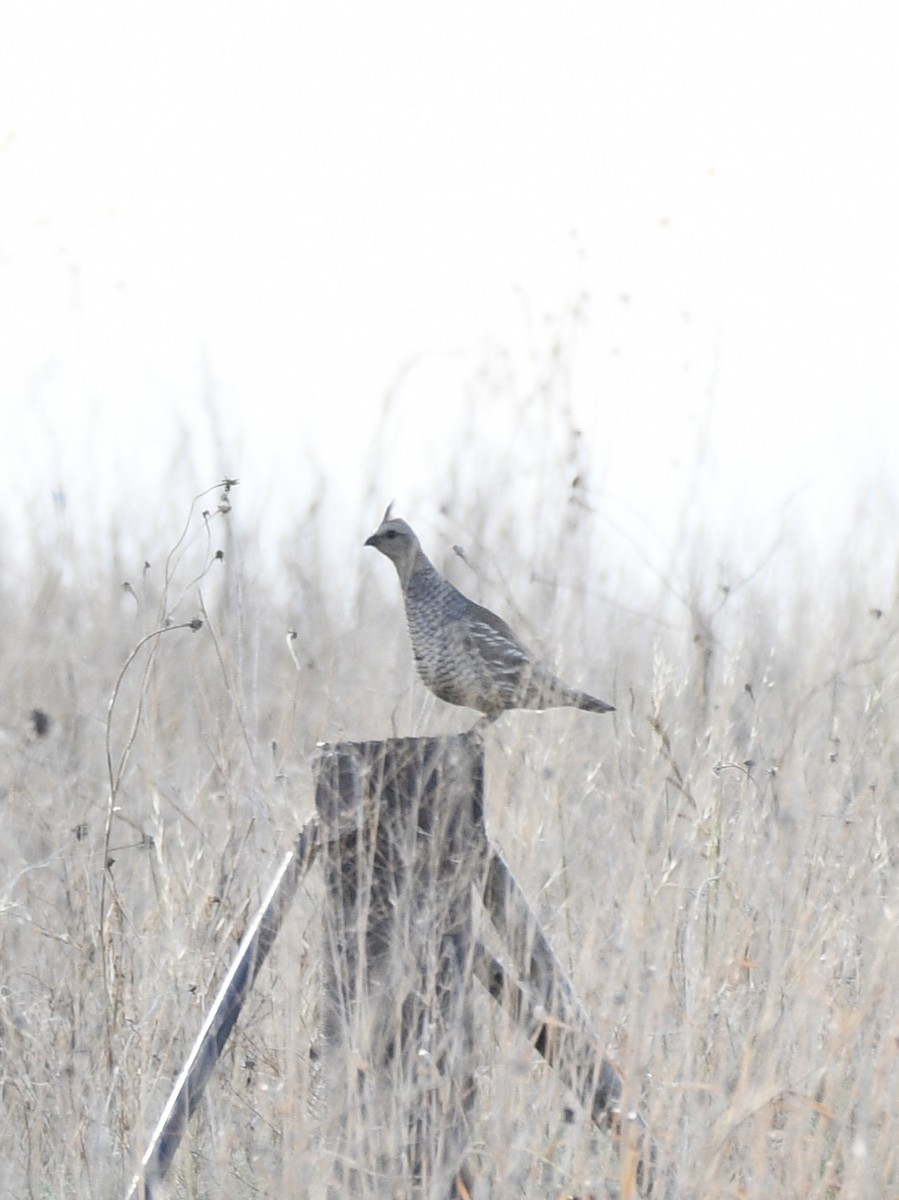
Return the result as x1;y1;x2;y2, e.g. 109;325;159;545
570;690;615;714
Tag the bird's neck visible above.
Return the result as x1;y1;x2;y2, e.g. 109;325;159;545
399;547;438;590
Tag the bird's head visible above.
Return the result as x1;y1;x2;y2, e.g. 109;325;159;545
364;506;423;581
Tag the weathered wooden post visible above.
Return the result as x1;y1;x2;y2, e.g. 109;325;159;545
127;737;674;1199
314;732;486;1198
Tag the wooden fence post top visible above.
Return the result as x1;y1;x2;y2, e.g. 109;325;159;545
313;731;486;835
313;730;485;759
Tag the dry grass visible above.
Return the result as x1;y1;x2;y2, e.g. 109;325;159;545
2;433;898;1199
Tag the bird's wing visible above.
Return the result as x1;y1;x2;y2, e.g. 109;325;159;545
458;601;533;684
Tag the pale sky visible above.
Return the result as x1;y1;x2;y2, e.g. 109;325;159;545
1;2;897;584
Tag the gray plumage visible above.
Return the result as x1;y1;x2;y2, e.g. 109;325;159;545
365;508;615;720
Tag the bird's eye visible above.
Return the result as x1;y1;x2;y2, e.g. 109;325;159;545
386;530;397;539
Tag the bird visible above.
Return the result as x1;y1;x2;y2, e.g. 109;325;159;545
364;506;615;721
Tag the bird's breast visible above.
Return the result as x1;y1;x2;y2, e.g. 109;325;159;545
402;577;471;699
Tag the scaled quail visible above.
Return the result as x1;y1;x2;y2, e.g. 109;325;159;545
365;508;615;720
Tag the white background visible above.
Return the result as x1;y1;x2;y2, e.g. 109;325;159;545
2;2;897;577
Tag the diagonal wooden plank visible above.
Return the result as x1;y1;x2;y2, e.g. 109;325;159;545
124;816;320;1200
479;847;676;1199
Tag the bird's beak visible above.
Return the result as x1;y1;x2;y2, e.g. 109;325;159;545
364;534;377;547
